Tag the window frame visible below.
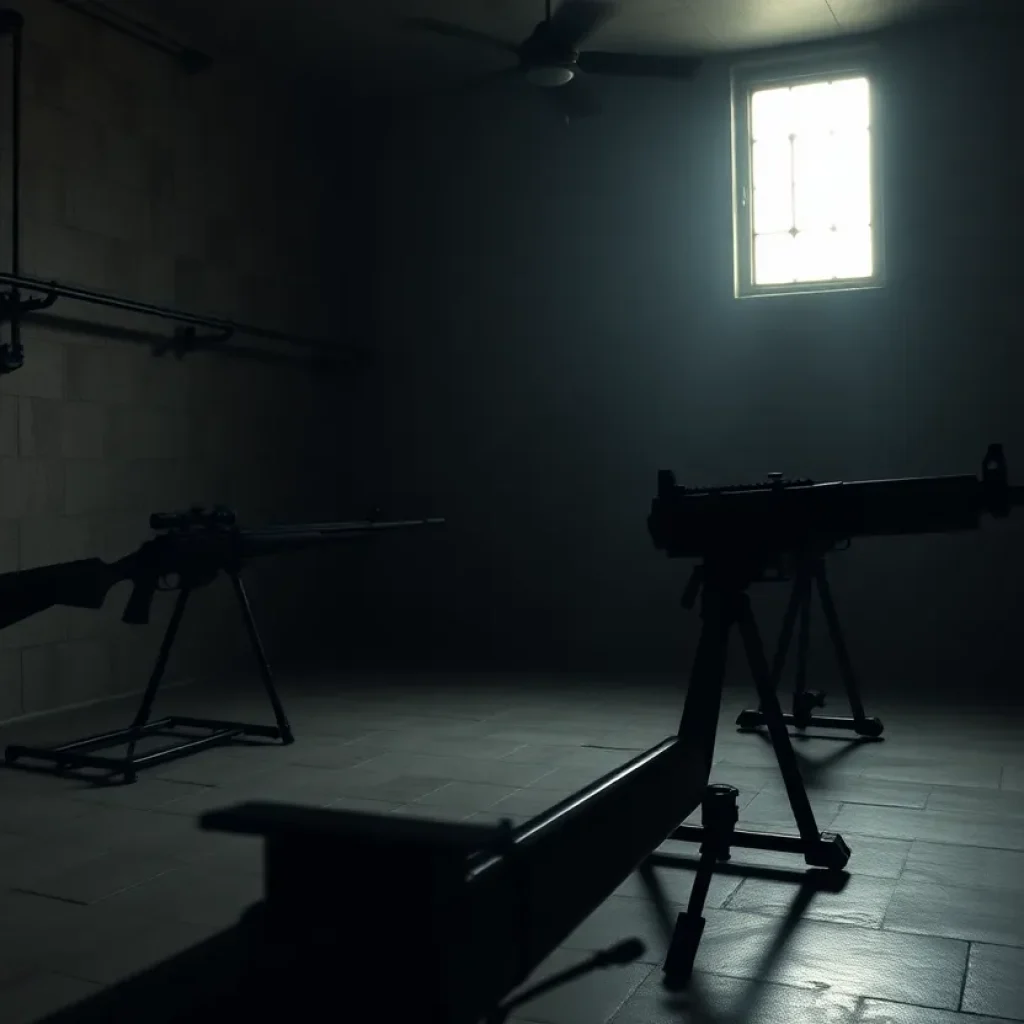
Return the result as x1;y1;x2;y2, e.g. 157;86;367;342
731;47;886;299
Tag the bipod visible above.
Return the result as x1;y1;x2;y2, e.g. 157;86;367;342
731;556;884;738
4;572;294;784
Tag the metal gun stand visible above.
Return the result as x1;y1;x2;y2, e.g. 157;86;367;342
656;556;851;984
4;574;294;784
728;554;884;738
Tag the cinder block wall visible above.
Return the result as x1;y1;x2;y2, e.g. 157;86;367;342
0;0;359;721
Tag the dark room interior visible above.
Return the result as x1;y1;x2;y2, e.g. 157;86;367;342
1;0;1023;1021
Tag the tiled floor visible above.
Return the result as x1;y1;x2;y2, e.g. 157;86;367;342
1;672;1023;1023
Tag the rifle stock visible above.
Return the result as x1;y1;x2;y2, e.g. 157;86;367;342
0;556;137;630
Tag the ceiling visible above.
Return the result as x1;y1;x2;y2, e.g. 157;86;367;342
109;0;1004;94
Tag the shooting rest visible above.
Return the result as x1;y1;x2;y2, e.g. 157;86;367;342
2;506;444;784
683;555;885;738
5;572;292;783
650;443;1024;740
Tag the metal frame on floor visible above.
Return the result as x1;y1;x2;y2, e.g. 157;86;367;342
733;555;885;738
3;572;293;784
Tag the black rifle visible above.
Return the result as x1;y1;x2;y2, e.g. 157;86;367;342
0;506;445;630
643;444;1024;910
648;443;1024;739
3;507;445;782
648;442;1022;561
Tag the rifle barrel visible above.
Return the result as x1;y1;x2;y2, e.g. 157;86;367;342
830;473;982;538
240;517;445;551
250;517;445;536
649;471;1017;558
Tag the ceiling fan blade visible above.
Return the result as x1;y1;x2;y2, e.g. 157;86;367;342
406;16;519;55
546;0;618;49
577;51;700;79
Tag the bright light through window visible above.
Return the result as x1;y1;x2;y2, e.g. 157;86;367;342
748;76;874;288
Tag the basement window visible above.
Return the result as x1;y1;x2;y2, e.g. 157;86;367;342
732;53;884;298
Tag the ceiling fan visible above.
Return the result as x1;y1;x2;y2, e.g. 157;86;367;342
408;0;700;119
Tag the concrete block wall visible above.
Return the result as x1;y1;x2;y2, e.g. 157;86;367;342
0;0;357;721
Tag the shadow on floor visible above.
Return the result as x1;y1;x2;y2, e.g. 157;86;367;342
31;859;842;1024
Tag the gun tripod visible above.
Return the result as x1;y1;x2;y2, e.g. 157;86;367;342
728;556;883;738
655;558;851;984
4;573;293;784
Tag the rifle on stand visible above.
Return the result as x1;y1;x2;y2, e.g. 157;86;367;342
1;507;445;782
656;444;1024;737
645;443;1024;978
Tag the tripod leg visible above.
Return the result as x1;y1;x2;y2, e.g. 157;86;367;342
124;588;192;774
663;784;739;988
793;574;811;701
230;573;294;744
790;571;825;728
771;572;805;692
814;564;883;738
676;589;734;783
733;594;822;844
735;571;802;731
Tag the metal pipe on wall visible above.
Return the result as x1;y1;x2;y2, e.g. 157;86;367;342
0;271;368;366
0;8;25;373
0;8;366;374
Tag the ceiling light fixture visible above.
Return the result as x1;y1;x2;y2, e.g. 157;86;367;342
525;63;575;87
